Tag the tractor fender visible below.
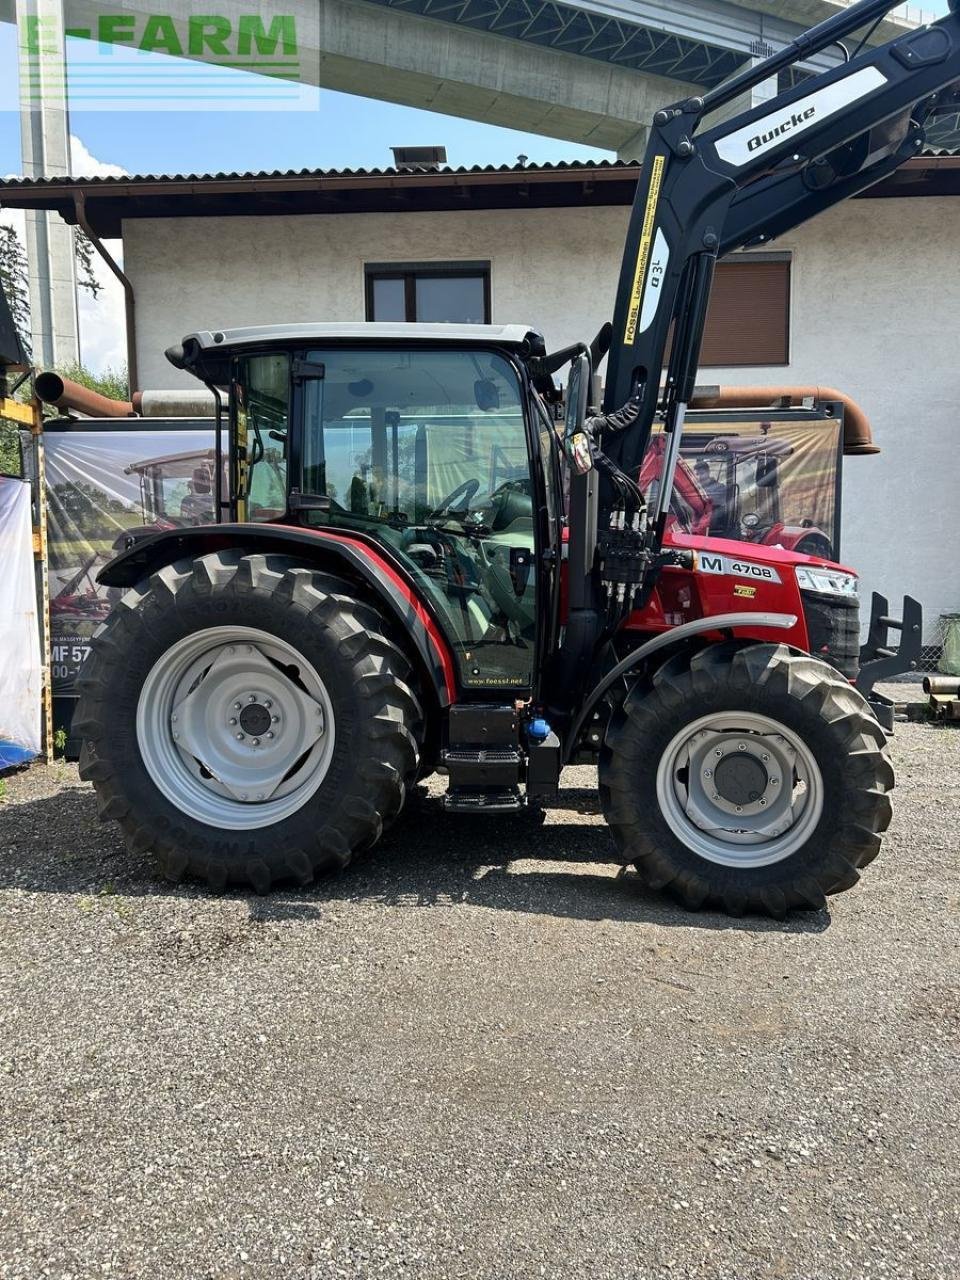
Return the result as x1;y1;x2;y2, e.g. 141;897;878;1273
564;611;797;762
98;523;457;706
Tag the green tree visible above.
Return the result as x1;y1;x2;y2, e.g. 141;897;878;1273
55;360;129;402
0;424;21;476
0;224;32;358
0;222;110;357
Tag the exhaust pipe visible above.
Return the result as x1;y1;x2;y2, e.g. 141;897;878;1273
688;384;879;455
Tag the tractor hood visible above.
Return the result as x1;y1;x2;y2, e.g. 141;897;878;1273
666;529;857;578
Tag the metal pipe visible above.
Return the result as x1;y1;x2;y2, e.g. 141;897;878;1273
923;676;960;695
132;389;217;417
73;192;139;393
654;402;687;526
687;384;879;455
34;370;134;417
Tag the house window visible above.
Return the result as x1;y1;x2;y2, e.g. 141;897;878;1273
700;255;791;366
365;262;491;324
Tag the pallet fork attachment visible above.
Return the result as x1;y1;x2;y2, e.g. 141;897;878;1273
856;593;924;729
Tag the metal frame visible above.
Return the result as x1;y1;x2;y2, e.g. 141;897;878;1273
362;0;859;87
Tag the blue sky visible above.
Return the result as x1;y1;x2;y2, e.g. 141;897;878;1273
0;21;611;178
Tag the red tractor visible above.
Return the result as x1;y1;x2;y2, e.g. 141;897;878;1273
75;0;947;915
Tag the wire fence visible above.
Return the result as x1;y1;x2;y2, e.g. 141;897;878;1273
918;612;960;675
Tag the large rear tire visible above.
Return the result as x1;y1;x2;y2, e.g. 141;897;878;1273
75;552;423;891
599;643;894;918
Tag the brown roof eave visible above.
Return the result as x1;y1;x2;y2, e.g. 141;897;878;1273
1;155;957;234
0;162;642;205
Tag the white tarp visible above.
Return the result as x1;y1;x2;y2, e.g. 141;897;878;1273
0;477;41;764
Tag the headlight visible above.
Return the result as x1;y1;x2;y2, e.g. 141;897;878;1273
795;565;858;597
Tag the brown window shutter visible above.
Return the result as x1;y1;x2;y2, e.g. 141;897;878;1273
699;258;790;366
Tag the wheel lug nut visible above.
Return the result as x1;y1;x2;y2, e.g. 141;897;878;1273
248;694;256;703
234;702;242;710
266;731;274;740
759;798;767;807
703;768;712;778
736;805;743;813
737;743;746;752
271;715;279;724
762;754;769;762
771;778;779;786
173;732;179;741
264;699;272;709
228;717;237;726
236;733;244;741
713;793;720;801
714;748;723;757
252;738;260;746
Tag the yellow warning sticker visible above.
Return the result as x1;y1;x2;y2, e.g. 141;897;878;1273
733;584;758;599
623;154;665;347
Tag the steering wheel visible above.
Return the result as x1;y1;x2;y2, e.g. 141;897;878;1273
428;477;481;520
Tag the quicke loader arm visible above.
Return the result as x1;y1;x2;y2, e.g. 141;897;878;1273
603;0;960;493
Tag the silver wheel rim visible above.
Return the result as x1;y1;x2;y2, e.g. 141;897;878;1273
137;625;336;831
655;710;823;868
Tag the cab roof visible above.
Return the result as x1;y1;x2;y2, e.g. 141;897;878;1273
171;322;541;361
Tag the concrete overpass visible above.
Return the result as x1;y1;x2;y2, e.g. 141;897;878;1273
1;0;929;365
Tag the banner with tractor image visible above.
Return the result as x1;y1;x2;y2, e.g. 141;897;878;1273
647;411;843;560
45;421;222;693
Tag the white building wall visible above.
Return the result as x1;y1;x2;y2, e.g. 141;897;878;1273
123;196;960;633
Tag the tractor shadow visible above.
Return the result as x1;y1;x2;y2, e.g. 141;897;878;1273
0;776;830;935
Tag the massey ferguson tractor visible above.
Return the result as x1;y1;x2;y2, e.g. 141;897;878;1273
75;0;951;916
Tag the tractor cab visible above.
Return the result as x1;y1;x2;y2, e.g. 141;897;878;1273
168;324;563;696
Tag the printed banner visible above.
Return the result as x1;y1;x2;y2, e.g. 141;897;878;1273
0;477;42;764
646;414;842;559
45;423;221;692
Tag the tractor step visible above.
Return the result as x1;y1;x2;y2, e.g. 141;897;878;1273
442;787;525;814
442;704;524;813
440;747;522;788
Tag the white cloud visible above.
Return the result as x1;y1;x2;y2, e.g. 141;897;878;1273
1;136;127;375
68;135;128;182
69;134;128;375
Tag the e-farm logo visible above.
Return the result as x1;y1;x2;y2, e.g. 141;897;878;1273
18;9;316;112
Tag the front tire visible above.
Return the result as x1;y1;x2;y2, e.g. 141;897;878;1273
599;643;894;918
75;552;423;891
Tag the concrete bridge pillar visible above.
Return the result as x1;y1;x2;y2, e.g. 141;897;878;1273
15;0;79;368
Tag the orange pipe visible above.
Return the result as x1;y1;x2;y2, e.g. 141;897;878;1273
688;384;879;455
34;371;134;418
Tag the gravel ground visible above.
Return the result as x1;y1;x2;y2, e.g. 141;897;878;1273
0;685;958;1280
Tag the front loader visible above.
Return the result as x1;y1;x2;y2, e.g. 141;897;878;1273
76;0;951;916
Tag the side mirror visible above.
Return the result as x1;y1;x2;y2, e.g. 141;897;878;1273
564;351;593;475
